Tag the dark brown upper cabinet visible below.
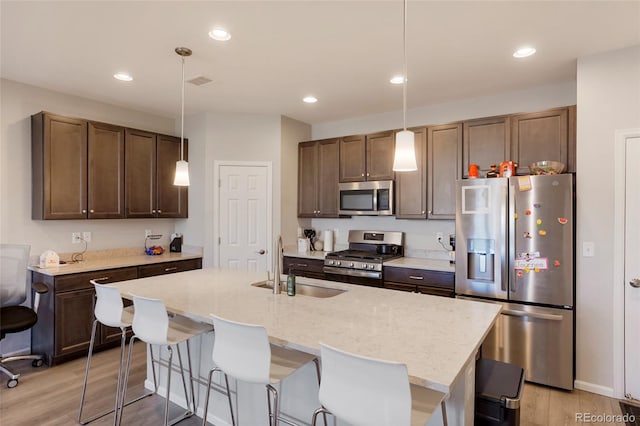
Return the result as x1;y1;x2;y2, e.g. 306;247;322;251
339;132;395;182
395;128;427;219
365;131;396;181
462;116;510;178
125;130;188;218
32;112;88;220
32;114;126;220
298;138;340;218
339;135;366;182
427;122;461;220
87;121;125;218
156;134;188;218
510;106;575;175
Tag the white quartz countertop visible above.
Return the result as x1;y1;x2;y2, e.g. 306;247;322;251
108;267;500;394
28;252;202;276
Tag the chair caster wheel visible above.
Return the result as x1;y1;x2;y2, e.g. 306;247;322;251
7;378;18;388
32;359;44;368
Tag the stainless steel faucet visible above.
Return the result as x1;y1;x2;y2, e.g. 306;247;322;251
273;235;283;294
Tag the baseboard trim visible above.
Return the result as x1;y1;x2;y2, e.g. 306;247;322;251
575;380;615;397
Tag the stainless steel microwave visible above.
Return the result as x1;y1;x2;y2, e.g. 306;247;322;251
338;180;394;216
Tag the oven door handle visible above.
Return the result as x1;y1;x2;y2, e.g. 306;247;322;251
323;266;382;279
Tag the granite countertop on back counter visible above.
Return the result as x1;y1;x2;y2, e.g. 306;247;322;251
384;257;456;273
28;246;203;276
284;245;456;273
283;246;328;260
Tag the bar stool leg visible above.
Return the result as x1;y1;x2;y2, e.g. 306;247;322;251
441;400;448;426
311;407;331;426
164;346;173;426
78;319;99;424
266;384;279;426
185;340;197;413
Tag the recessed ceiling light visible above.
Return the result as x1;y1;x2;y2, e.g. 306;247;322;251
513;47;536;58
209;28;231;41
113;73;133;82
303;96;318;104
390;75;405;85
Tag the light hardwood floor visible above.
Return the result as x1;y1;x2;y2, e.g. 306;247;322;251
0;345;633;426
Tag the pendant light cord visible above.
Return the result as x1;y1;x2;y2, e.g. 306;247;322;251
402;0;408;131
180;56;185;161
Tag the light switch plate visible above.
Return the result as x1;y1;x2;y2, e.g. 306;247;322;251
582;242;595;257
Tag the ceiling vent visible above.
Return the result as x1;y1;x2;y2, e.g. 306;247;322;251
187;76;214;86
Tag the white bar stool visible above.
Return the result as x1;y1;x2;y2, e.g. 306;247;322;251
119;294;213;426
78;281;155;425
311;343;448;426
202;314;322;426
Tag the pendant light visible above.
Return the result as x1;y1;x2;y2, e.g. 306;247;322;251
392;0;417;172
173;47;191;186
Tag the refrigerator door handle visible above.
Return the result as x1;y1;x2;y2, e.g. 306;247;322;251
507;183;516;293
502;309;564;321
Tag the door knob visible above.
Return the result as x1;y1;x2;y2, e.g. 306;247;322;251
630;279;640;288
256;249;266;255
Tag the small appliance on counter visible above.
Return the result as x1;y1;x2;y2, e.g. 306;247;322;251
170;233;183;253
39;250;59;268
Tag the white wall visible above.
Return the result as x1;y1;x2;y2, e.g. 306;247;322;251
575;45;640;395
280;116;311;246
175;111;282;268
0;79;180;355
310;81;577;257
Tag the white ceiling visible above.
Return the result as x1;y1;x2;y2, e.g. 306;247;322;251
2;1;639;125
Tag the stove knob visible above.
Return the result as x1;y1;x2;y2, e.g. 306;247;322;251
350;262;354;267
336;261;341;266
329;260;334;265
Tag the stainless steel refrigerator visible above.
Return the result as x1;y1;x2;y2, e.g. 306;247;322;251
455;174;574;390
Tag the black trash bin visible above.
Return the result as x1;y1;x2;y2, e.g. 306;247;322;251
475;358;525;426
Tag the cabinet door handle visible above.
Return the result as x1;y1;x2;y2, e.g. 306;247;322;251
408;275;424;280
157;210;162;213
93;276;110;282
90;209;95;213
296;263;308;268
421;211;425;214
367;173;370;177
82;209;87;214
164;267;178;272
152;210;156;213
361;173;365;177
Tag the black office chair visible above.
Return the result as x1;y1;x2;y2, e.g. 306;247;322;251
0;244;48;388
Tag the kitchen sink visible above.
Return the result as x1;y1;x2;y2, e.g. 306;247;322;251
251;280;346;298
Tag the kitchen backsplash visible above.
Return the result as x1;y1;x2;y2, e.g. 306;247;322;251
305;217;455;260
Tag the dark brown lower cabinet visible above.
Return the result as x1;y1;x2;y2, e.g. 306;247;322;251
384;267;455;298
31;258;201;366
283;256;325;280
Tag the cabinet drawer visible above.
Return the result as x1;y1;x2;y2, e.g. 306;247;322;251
138;258;202;278
55;267;138;293
384;267;454;290
283;257;324;276
416;285;454;298
384;282;416;292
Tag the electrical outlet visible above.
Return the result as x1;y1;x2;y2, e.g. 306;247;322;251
71;232;81;244
145;229;153;238
83;231;92;243
436;232;444;242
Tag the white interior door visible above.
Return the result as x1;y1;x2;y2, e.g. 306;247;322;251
625;136;640;400
218;164;270;271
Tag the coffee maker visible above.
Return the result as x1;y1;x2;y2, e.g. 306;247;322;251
170;233;183;253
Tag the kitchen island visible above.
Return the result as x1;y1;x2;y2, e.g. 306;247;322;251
109;267;501;426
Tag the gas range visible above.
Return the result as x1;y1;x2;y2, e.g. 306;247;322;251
323;231;404;284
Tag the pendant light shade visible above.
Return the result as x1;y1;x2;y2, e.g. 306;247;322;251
174;47;191;187
392;0;417;172
393;129;417;171
174;160;190;186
